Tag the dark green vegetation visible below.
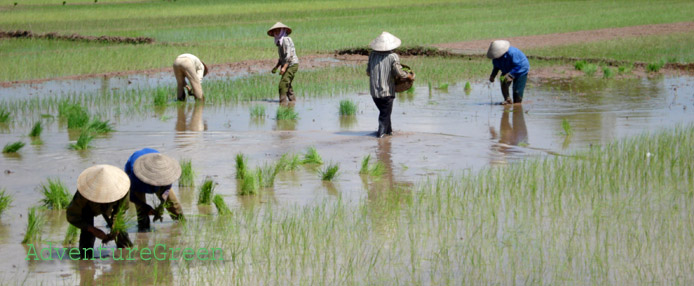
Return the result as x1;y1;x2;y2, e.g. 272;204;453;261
40;178;71;210
0;108;9;123
28;121;42;137
0;189;12;218
2;141;24;153
320;163;340;181
198;178;215;205
212;194;231;216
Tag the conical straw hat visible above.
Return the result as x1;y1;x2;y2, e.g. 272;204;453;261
77;165;130;203
369;31;401;52
267;22;292;37
487;40;510;59
133;153;181;186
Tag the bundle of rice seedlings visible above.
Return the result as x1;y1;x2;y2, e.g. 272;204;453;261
238;170;258;196
212;194;231;216
2;141;25;153
87;118;114;133
153;88;168;107
359;155;371;174
276;106;299;120
179;159;195;187
40;178;71;209
22;207;46;244
29;121;42;137
277;153;301;171
235;154;248;180
302;147;323;165
0;108;9;123
197;178;215;205
0;189;13;218
60;103;89;129
256;163;280;188
339;100;358;116
69;130;94;150
320;163;340;181
63;224;80;245
111;200;134;235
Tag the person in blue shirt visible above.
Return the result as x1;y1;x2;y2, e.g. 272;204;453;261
487;40;530;105
124;148;184;230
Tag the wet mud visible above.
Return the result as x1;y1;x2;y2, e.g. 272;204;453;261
0;30;155;44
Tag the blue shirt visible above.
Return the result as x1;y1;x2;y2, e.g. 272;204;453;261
124;148;160;194
492;46;529;78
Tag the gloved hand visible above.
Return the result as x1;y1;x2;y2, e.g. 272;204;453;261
504;74;514;83
87;226;108;240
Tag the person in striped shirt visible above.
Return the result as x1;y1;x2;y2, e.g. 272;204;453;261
268;22;300;105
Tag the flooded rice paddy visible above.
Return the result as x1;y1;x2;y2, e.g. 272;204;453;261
1;71;694;283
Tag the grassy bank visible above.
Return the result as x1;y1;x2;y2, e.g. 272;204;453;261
1;0;694;81
172;125;694;284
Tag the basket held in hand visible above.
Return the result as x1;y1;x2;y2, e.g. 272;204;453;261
395;64;415;92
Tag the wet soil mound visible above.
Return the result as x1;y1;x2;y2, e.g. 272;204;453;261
336;46;452;57
0;30;154;44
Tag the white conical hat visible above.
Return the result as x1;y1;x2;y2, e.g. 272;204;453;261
487;40;510;59
133;153;181;186
267;22;292;37
369;32;401;52
77;165;130;203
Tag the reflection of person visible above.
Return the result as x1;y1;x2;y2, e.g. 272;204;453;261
124;148;184;231
66;165;132;259
173;53;209;101
499;105;528;146
487;40;529;105
176;103;206;131
366;32;414;138
268;22;300;105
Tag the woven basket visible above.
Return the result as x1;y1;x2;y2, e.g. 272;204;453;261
394;64;415;92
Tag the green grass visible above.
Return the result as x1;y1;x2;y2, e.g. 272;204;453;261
320;163;340;181
250;105;266;118
172;125;694;284
40;178;71;209
28;121;42;137
0;108;10;123
647;61;665;73
198;178;215;205
561;118;573;136
302;146;323;165
69;129;94;150
602;66;614;79
179;158;195;187
63;224;80;246
276;106;299;121
21;207;46;244
213;194;231;216
3;0;694;82
235;153;248;180
0;189;13;218
338;100;358;116
574;60;598;76
2;141;25;153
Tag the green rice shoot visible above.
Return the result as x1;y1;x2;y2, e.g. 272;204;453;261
0;189;13;218
256;163;280;188
69;130;94;150
87;118;114;133
111;200;134;235
29;121;43;137
561;118;573;136
2;141;25;153
250;105;266;118
276;106;299;120
40;178;71;210
302;146;323;165
22;207;46;244
239;170;258;196
213;194;231;216
153;88;168;107
0;108;9;123
339;100;358;116
602;66;614;79
235;153;248;180
369;161;386;177
320;163;340;181
179;158;195;187
198;178;215;205
276;153;301;171
359;155;371;174
63;224;80;245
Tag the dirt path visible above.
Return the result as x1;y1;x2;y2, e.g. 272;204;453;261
434;22;694;54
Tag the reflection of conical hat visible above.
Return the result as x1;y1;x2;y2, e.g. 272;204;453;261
133;153;181;186
369;31;401;52
267;22;292;37
77;165;130;203
487;40;510;59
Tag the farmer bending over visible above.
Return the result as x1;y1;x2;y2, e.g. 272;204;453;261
173;53;209;101
66;165;133;259
268;22;300;105
366;32;415;138
487;40;530;105
125;148;184;231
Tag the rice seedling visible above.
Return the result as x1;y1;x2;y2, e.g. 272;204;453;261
359;155;386;177
69;130;94;150
22;207;46;244
2;141;25;153
574;60;587;70
602;66;614;79
339;100;358;116
256;163;280;188
179;158;195;187
213;194;231;216
238;170;258;196
437;83;449;90
276;153;301;171
320;163;340;181
28;121;42;137
250;105;266;118
111;200;134;235
0;108;10;123
40;178;71;210
359;155;371;174
63;224;80;245
276;106;299;121
302;146;323;165
647;61;664;73
561;118;573;136
464;82;472;91
618;65;633;73
235;153;248;180
87;118;114;133
0;189;13;218
198;178;215;205
59;103;90;129
153;88;168;107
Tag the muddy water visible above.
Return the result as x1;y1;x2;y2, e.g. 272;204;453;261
1;74;693;283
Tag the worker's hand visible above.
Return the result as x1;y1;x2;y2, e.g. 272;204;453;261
87;226;108;241
504;74;514;83
271;67;278;74
153;211;164;223
102;232;116;244
489;74;496;83
280;67;287;75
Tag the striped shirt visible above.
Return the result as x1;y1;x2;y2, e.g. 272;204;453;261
277;37;299;66
366;51;408;98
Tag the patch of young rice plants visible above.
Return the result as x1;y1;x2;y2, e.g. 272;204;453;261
28;121;43;137
179;159;195;187
250;105;266;118
302;146;323;165
602;66;614;79
2;141;25;153
238;170;258;196
256;163;280;188
320;163;340;181
59;103;90;129
0;108;9;123
40;178;71;210
276;106;299;120
647;61;664;73
213;194;231;216
153;88;169;107
276;153;300;171
0;189;13;218
198;178;215;205
69;130;94;150
87;118;114;133
22;207;46;244
339;100;358;116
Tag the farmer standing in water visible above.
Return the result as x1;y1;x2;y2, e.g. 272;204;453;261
268;22;300;105
487;40;530;105
173;53;209;101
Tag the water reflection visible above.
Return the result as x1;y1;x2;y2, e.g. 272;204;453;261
339;115;358;129
490;105;528;164
175;103;206;132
